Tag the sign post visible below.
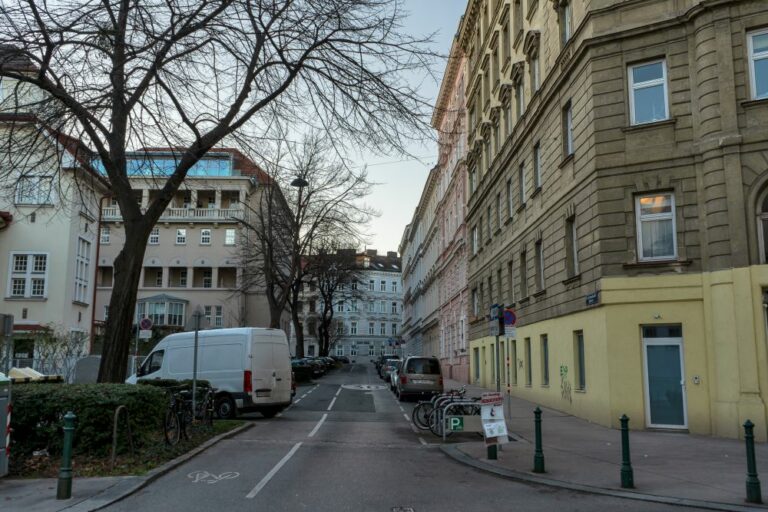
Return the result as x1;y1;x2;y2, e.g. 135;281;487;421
186;306;208;418
133;316;153;375
1;314;13;374
481;391;509;458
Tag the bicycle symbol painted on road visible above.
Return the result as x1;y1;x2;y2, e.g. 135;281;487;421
187;470;240;484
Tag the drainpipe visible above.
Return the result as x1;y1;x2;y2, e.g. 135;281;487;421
89;194;111;354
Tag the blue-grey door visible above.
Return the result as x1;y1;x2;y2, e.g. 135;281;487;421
643;329;687;428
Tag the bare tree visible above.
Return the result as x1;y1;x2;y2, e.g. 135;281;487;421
0;0;434;381
238;133;374;357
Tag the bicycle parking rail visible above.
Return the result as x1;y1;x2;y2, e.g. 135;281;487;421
438;399;483;442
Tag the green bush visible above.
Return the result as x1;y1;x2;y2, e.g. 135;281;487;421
10;383;166;457
138;378;211;390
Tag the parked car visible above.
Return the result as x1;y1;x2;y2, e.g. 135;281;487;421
380;358;400;382
127;327;292;419
332;356;350;364
395;356;443;402
376;354;400;377
389;361;402;392
291;358;313;382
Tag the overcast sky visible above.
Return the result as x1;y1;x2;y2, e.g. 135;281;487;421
353;0;467;255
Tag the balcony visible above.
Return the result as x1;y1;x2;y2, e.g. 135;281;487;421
102;206;246;223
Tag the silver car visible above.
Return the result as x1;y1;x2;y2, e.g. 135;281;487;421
396;356;443;402
389;361;402;392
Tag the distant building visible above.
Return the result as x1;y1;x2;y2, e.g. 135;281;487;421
294;249;402;358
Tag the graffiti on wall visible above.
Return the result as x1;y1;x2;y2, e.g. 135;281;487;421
560;364;572;404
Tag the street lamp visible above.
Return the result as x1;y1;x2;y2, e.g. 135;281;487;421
290;177;308;358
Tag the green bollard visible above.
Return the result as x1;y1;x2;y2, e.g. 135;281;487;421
487;444;498;460
533;407;545;473
744;420;763;504
620;414;634;489
56;411;76;500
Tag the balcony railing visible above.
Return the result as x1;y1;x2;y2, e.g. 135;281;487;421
102;206;246;222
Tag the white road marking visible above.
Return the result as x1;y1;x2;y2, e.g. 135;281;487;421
398;406;404;412
402;413;410;421
309;413;328;437
327;397;337;411
294;399;302;404
245;442;303;499
335;387;342;396
306;385;318;394
275;413;282;418
419;437;427;446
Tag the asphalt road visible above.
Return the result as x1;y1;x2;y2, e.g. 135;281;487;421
103;363;697;512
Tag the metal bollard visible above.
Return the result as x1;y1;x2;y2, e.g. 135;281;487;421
487;444;498;460
56;411;76;500
533;407;545;473
744;420;763;504
620;414;634;489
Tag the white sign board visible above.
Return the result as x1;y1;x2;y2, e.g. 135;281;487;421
480;393;509;445
481;392;503;406
483;421;509;440
139;329;152;339
505;326;517;339
481;405;504;420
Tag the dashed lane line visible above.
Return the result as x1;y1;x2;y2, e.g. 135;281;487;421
419;437;427;445
335;387;342;397
309;413;328;438
327;397;337;411
245;442;303;499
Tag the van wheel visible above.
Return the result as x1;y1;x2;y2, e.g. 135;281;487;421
260;406;281;419
215;395;237;420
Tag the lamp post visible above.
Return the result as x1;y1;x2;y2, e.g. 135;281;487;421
290;177;308;358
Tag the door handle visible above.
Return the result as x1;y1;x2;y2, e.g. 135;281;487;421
276;378;282;382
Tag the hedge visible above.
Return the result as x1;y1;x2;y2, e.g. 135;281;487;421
138;379;211;390
10;383;166;457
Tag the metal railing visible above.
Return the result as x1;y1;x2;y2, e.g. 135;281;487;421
102;206;246;222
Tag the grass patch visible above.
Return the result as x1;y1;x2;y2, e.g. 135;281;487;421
10;420;246;478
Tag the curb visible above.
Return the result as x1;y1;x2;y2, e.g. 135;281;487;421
440;444;767;512
61;422;254;512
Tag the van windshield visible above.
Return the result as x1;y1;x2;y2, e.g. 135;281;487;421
406;358;440;374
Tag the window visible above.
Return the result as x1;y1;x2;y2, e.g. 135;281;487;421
525;337;532;386
560;2;572;45
472;288;479;316
367;301;374;313
629;60;668;125
224;229;236;245
469;165;477;194
391;323;398;336
391;301;398;314
380;280;386;291
380;300;386;313
368;322;375;335
368;280;375;291
336;323;344;335
563;102;573;157
515;79;525;120
380;322;387;335
506;178;513;218
176;228;186;244
155;269;163;287
149;227;160;245
350;321;357;335
507;259;515;304
472;225;479;255
391;281;397;293
749;29;768;100
72;238;91;304
636;193;676;261
533;142;542;190
100;227;111;244
519;251;528;298
369;345;375;356
541;334;549;385
486;206;492;240
352;280;358;290
336;301;344;313
535;239;545;291
200;229;211;245
15;176;53;205
496;193;502;230
488;275;494;306
336;344;344;356
8;253;48;298
350;299;357;312
502;17;510;61
513;0;523;36
168;302;185;327
179;269;187;287
484;139;491;171
531;55;540;92
574;331;586;391
566;216;579;277
518;161;526;205
203;269;212;288
511;340;518;385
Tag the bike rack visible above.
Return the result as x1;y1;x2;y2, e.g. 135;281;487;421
111;405;135;469
440;400;482;442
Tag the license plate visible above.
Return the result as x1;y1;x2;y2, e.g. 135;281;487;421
413;379;431;384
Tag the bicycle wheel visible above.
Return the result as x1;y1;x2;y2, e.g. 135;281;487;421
200;394;214;427
411;402;433;430
164;409;181;446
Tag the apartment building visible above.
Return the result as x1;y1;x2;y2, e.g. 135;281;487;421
295;250;403;358
461;0;768;439
401;171;441;360
94;149;289;339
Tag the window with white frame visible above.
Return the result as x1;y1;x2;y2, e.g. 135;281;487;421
472;225;479;255
200;229;212;245
179;268;187;287
560;1;572;45
563;102;573;156
636;193;676;261
155;270;163;286
533;142;542;189
367;301;374;313
391;281;397;293
350;299;357;312
629;60;668;125
380;322;386;335
472;288;479;316
203;269;212;288
515;80;525;120
351;344;357;356
368;279;374;291
566;216;580;277
149;227;160;245
224;228;236;245
336;301;344;313
8;253;48;298
518;161;526;205
100;227;110;244
168;302;185;326
391;323;398;336
73;238;91;303
369;344;375;356
350;321;357;335
748;29;768;100
335;344;344;356
15;176;53;205
506;178;513;218
176;228;186;245
380;280;386;291
368;322;375;335
532;55;541;92
213;305;223;327
336;322;344;335
391;301;397;314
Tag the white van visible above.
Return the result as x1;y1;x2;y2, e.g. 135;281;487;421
127;327;292;419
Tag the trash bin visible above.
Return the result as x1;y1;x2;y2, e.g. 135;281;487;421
0;372;10;477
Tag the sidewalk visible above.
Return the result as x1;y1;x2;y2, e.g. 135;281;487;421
441;378;768;511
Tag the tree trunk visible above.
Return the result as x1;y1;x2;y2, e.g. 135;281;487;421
97;223;149;382
292;308;305;359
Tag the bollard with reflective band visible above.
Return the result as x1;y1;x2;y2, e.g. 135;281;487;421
533;407;545;473
620;414;634;489
57;411;76;500
744;420;763;504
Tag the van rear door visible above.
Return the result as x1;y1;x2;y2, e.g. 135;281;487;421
271;341;292;402
250;340;274;400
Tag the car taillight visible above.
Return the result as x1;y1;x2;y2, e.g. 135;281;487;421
400;375;407;384
244;370;253;394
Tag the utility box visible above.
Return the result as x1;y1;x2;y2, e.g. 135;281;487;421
0;372;10;477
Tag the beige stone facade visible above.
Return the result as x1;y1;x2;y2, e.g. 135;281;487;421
460;0;768;438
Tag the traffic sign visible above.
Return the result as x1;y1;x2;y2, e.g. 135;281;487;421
139;329;152;339
139;317;153;330
503;308;516;326
448;416;464;431
480;392;503;406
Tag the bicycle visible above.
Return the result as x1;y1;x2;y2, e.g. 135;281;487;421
164;389;191;446
411;386;466;430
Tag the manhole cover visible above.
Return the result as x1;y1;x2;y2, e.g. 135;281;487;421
341;384;387;391
392;508;415;512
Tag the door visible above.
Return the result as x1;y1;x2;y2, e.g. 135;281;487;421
642;326;687;428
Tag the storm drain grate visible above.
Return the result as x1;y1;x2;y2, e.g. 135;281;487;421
392;508;415;512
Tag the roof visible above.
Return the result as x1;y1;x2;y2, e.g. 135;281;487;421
138;147;272;184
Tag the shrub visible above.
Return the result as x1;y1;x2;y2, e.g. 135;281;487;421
138;378;211;390
10;383;166;457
